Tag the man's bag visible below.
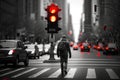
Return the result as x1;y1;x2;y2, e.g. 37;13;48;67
58;42;67;52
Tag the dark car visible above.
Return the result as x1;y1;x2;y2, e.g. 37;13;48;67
96;43;104;51
0;40;29;66
80;42;91;52
103;43;118;55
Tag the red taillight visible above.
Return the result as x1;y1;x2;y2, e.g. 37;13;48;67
88;46;91;48
94;46;96;48
81;46;84;49
105;47;109;50
97;46;100;49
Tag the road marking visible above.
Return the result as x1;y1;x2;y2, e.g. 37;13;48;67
65;68;77;78
0;68;24;77
48;69;61;78
0;68;10;72
28;68;50;78
106;69;119;79
12;68;37;78
86;68;96;79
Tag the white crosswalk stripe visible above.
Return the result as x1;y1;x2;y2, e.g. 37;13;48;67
48;69;61;78
106;69;119;79
0;68;10;72
28;68;50;78
86;68;96;79
12;68;37;78
64;68;77;78
0;68;25;77
0;67;119;79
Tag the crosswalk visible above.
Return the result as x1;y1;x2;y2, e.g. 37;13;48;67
0;67;119;79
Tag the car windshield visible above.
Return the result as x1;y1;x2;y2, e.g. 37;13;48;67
0;41;16;48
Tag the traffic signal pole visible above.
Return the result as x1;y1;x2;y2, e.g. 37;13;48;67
44;3;61;62
49;33;55;60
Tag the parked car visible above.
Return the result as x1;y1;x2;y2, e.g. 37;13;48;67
80;42;91;52
0;40;29;66
103;43;118;55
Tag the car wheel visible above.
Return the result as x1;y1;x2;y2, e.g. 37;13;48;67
24;56;29;66
13;58;19;66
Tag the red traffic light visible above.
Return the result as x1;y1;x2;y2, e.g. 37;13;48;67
45;3;61;33
45;3;61;14
50;16;57;22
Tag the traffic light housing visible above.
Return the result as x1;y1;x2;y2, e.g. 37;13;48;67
45;3;61;33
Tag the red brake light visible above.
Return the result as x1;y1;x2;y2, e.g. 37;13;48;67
81;46;84;49
97;46;100;49
105;47;109;50
88;46;91;48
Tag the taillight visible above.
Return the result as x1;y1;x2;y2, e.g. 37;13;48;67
105;47;109;50
81;46;84;49
8;50;15;55
97;46;100;49
88;46;91;48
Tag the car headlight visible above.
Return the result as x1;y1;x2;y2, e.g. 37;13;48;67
8;50;15;55
31;50;35;54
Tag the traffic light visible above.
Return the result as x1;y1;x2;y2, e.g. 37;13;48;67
45;3;61;33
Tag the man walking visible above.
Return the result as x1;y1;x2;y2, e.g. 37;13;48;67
57;35;71;76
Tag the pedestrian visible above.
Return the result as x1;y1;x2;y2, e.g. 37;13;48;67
57;35;71;76
34;42;40;59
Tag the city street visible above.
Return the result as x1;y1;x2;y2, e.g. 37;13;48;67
1;0;120;80
0;48;120;80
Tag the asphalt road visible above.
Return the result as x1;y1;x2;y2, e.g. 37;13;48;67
0;48;120;80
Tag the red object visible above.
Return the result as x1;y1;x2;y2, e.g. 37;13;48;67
73;45;79;50
97;46;100;49
97;52;101;57
50;16;57;22
105;47;109;50
45;3;61;22
45;3;62;33
48;3;61;14
70;42;74;47
80;46;84;49
103;25;107;31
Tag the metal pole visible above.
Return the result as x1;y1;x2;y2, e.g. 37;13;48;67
49;33;55;60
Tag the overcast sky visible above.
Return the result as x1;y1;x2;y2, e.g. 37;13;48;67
67;0;84;42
